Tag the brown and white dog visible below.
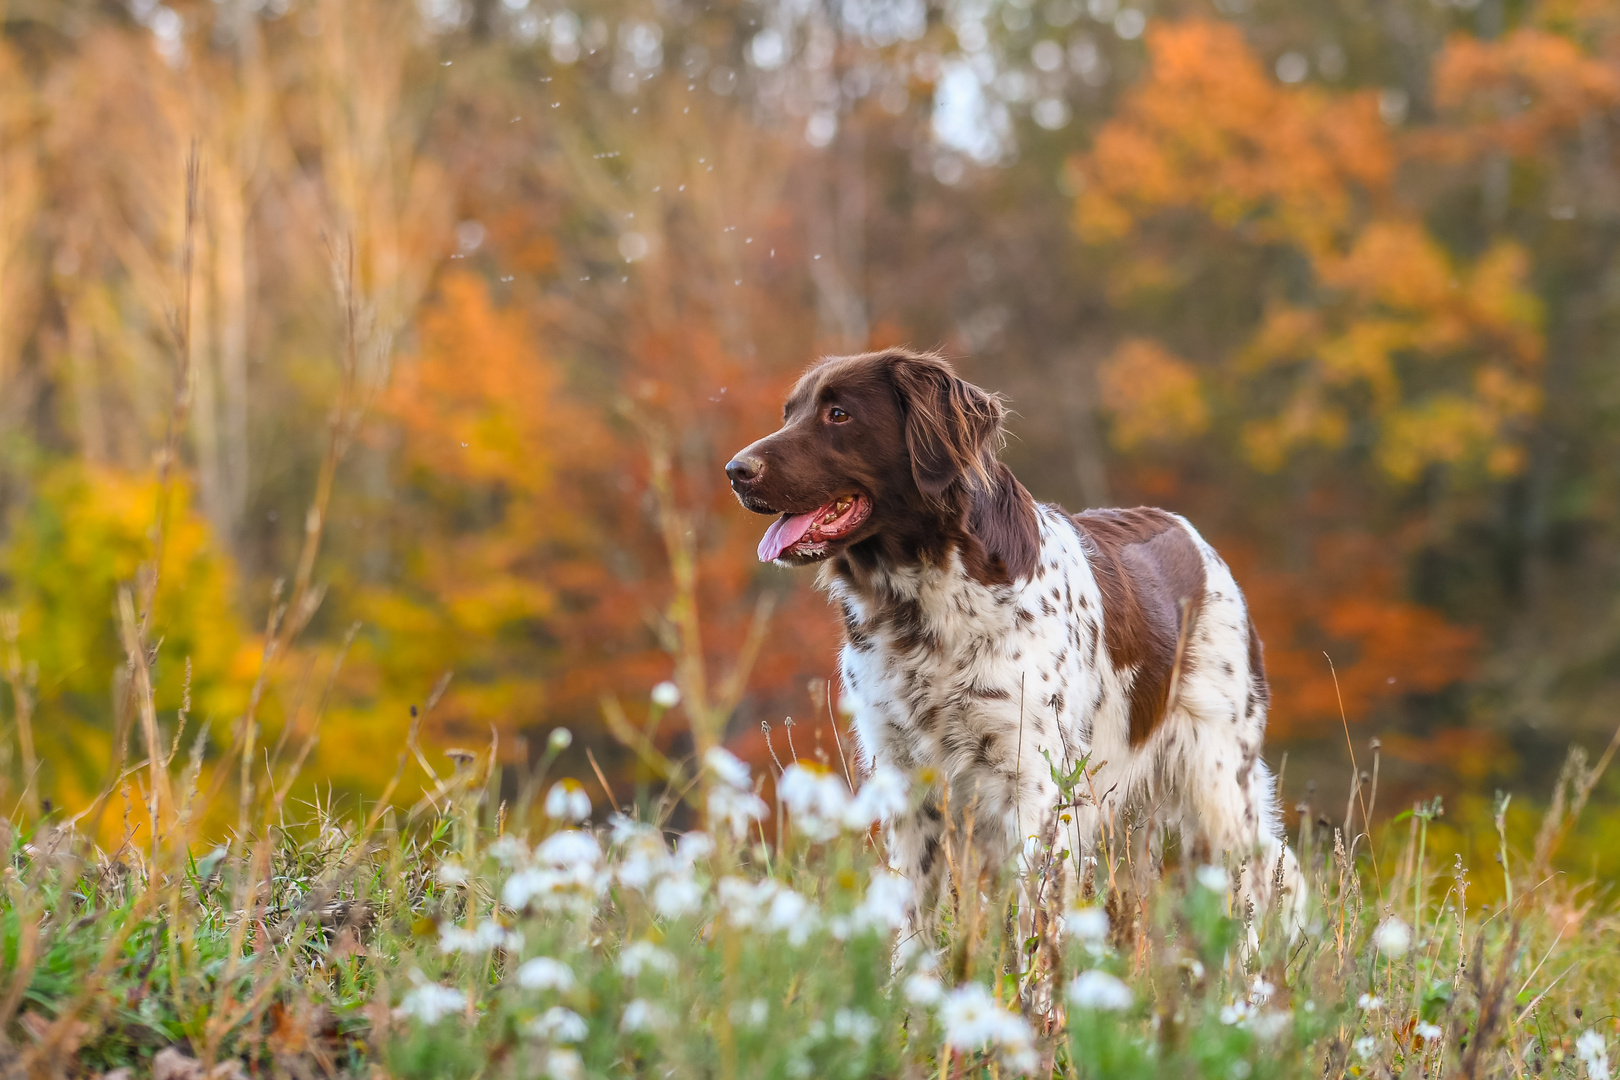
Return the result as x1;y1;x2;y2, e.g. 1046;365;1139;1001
726;348;1301;929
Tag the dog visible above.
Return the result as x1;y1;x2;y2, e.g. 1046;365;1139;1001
726;348;1301;934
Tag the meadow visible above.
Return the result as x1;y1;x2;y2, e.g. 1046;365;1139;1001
3;639;1618;1079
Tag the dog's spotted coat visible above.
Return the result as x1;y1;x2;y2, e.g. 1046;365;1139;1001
727;349;1300;928
831;505;1293;916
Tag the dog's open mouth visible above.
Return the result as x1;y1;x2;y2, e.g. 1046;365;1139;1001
757;494;871;562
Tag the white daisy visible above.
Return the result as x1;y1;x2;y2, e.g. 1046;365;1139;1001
1066;970;1133;1011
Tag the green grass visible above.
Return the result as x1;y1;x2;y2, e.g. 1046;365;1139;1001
2;728;1617;1080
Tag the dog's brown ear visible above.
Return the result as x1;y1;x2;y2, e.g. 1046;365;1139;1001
889;353;1006;502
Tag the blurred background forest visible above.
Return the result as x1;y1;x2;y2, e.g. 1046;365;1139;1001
0;0;1617;864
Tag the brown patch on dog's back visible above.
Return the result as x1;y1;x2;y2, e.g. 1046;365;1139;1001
1072;508;1207;745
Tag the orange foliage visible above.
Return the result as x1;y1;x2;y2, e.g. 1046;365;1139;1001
320;271;605;763
388;272;577;496
1073;18;1528;734
363;264;844;767
1229;540;1479;739
1076;20;1391;258
1430;29;1620;160
1242;228;1542;481
1075;17;1544;486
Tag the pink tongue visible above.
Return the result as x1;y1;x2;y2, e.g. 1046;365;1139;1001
758;510;820;562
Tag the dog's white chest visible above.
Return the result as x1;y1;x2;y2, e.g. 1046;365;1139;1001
833;509;1116;802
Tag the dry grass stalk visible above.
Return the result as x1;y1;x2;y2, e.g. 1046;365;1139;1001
0;610;38;818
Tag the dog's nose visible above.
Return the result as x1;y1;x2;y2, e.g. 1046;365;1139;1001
725;455;763;485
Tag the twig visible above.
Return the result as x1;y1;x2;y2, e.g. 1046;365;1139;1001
274;235;382;655
762;720;785;775
272;623;361;814
87;144;201;842
1015;672;1026;845
1513;960;1581;1026
586;747;620;811
714;592;777;723
1515;921;1568;999
0;613;39;819
0;893;40;1028
1326;652;1381;894
638;420;715;754
825;678;854;792
141;142;202;635
118;588;174;851
1534;717;1620;874
601;694;684;784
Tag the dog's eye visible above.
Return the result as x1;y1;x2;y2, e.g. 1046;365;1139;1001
827;407;850;423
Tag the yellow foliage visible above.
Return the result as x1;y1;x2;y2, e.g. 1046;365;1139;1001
1240;392;1349;474
1377;396;1500;482
1315;320;1404;406
1237;306;1322;375
1097;339;1209;450
1317;221;1455;313
1;465;247;806
1464;242;1544;365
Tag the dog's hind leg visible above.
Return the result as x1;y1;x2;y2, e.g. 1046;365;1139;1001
1170;726;1305;940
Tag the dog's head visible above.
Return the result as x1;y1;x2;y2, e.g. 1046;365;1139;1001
725;349;1008;566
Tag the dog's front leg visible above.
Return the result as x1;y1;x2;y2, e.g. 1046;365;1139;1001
887;793;948;947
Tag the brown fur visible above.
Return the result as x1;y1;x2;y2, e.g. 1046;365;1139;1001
1245;614;1269;721
729;349;1039;586
1071;508;1208;746
885;353;1006;501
